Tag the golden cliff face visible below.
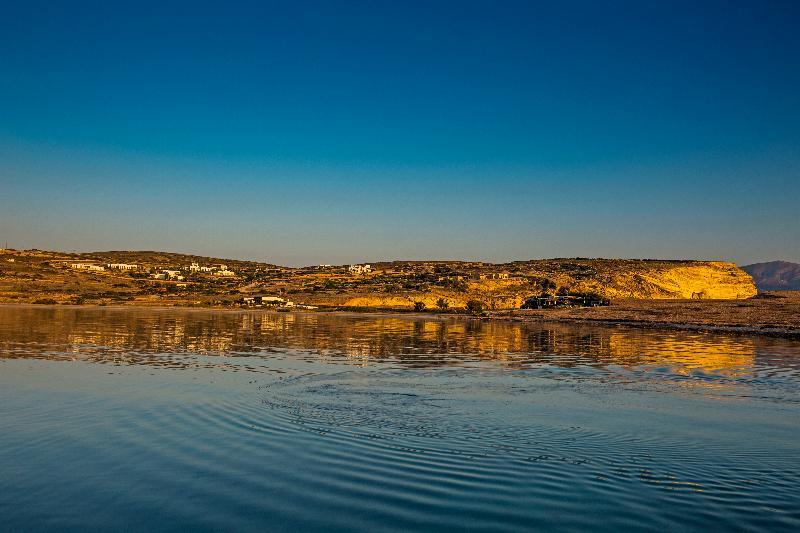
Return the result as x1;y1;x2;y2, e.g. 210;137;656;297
341;261;757;309
588;261;757;299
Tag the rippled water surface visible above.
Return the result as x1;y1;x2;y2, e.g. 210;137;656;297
1;306;799;531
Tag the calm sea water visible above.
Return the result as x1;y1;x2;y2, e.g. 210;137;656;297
1;306;799;532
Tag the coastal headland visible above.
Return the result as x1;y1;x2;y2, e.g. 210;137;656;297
3;247;797;336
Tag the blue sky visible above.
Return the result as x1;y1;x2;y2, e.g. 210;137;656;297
1;0;798;265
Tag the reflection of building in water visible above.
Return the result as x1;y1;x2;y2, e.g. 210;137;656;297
0;307;775;378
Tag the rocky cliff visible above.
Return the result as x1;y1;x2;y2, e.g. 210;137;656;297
337;260;757;309
572;261;757;299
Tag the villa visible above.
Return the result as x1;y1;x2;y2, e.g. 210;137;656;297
107;263;137;270
71;263;105;272
348;264;372;275
188;262;214;273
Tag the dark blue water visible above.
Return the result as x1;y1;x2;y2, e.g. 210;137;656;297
1;306;799;531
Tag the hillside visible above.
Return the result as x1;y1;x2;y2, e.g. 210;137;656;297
742;261;800;291
0;248;756;309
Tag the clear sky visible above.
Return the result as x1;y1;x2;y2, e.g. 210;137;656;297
1;0;798;266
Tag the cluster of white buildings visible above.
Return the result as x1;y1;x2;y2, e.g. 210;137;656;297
189;262;214;273
66;259;239;283
69;262;139;272
189;262;236;276
348;264;372;275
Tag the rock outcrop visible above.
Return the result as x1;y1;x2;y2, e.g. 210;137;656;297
572;261;757;299
337;260;757;309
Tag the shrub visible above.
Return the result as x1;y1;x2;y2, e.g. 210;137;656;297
413;301;426;312
33;298;57;305
540;278;557;291
436;298;449;310
466;300;485;314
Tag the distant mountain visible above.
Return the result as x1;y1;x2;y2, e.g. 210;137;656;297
742;261;800;291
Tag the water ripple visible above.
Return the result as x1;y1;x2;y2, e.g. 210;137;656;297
1;307;800;531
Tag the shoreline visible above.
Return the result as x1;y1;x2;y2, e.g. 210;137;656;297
488;314;800;339
3;301;799;339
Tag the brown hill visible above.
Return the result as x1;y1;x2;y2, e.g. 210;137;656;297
742;261;800;291
0;249;757;308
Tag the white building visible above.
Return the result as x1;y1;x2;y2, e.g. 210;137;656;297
348;264;372;275
241;296;291;307
107;263;137;270
214;269;236;277
476;272;510;280
189;262;215;273
71;263;105;272
162;270;184;281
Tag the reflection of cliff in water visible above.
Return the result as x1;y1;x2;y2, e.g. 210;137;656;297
1;306;798;374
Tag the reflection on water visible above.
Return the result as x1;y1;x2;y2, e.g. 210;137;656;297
0;306;791;371
1;306;799;531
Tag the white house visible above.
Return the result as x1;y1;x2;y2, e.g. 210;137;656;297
162;270;184;281
71;263;105;272
189;262;214;273
107;263;137;270
348;264;372;275
214;269;235;277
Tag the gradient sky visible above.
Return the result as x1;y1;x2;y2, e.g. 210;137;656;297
1;0;798;266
